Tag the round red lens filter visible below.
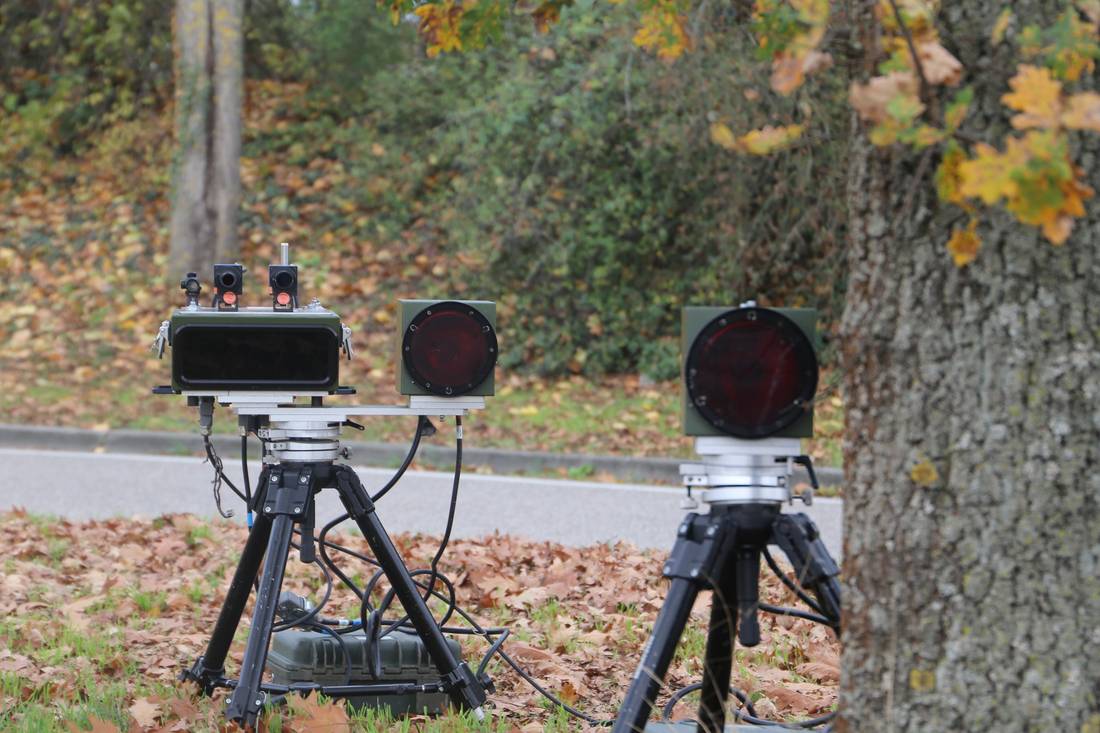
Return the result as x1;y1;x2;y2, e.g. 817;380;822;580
685;307;817;438
403;302;497;396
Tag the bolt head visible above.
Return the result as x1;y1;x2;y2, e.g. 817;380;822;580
293;507;301;513
690;568;700;578
299;475;308;483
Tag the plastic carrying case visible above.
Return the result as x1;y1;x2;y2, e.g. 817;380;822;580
268;628;463;715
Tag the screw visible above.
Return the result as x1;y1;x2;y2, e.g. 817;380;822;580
293;507;301;514
264;505;272;513
299;474;308;483
255;698;262;706
690;569;700;578
706;526;717;537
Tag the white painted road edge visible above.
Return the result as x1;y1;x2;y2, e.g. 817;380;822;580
0;447;843;558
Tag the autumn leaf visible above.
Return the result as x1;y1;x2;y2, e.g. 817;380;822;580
709;122;738;150
944;87;973;132
1001;65;1062;129
128;697;161;729
1062;92;1100;132
957;141;1026;205
990;8;1012;46
946;219;981;267
414;0;466;57
915;41;962;86
633;3;691;60
849;72;919;124
910;458;939;487
736;124;804;154
66;718;122;733
287;694;351;732
935;142;967;205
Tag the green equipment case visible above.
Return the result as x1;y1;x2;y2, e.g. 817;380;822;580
268;628;463;715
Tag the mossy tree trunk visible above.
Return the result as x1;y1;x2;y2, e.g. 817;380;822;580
169;0;242;278
838;2;1100;731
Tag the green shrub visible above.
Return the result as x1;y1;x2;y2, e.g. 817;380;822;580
342;2;849;377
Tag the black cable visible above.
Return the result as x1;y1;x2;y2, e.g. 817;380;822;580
422;415;461;607
661;682;757;721
241;435;252;508
371;416;429;503
309;622;354;685
763;547;829;619
759;602;835;627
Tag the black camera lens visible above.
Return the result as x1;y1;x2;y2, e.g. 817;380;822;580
685;308;817;438
403;302;497;396
219;271;239;289
274;270;295;289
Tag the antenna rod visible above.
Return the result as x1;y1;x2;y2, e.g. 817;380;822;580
280;242;290;266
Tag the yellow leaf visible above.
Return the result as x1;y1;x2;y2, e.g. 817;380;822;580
709;122;738;150
736;124;804;155
910;458;939;487
957;142;1025;204
935;143;967;205
990;8;1012;46
633;4;691;60
414;0;466;57
1001;65;1062;129
946;219;981;267
1062;92;1100;132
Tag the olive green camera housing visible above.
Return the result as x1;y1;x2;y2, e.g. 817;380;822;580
396;299;497;397
681;306;819;438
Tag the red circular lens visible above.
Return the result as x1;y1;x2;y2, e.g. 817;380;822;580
685;308;817;438
403;302;497;396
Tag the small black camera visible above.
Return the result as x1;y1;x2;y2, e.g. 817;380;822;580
213;263;244;311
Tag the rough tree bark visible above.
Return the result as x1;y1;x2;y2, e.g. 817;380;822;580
839;2;1100;731
169;0;243;278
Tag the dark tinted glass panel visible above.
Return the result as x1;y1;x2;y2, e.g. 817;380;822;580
403;303;496;396
686;309;816;438
174;325;337;389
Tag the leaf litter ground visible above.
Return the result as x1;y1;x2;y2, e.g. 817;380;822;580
0;510;838;732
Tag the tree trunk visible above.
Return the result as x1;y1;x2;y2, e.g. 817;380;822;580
838;2;1100;731
169;0;242;279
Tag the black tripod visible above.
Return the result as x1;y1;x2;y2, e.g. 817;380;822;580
182;460;489;728
612;502;841;733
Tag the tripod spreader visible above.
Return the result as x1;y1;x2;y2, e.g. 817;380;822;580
183;461;489;729
613;503;841;733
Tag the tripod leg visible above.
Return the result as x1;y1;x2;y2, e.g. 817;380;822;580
771;513;842;626
613;579;700;733
334;465;488;713
183;472;270;695
225;512;295;726
614;511;735;733
697;559;738;733
183;509;273;695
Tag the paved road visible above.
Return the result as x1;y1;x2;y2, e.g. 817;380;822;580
0;448;842;558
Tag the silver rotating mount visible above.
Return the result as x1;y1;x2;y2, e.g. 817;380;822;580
679;436;813;507
258;420;343;463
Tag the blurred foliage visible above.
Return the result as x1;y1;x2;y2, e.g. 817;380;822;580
330;0;849;377
2;0;848;380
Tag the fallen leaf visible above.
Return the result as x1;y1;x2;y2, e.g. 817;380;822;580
946;219;981;267
129;697;161;728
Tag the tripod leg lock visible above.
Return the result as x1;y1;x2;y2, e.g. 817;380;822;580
771;513;842;624
334;465;375;518
444;662;490;709
262;467;314;516
661;514;732;585
181;656;225;697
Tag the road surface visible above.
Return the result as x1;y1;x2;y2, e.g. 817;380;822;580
0;447;843;558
